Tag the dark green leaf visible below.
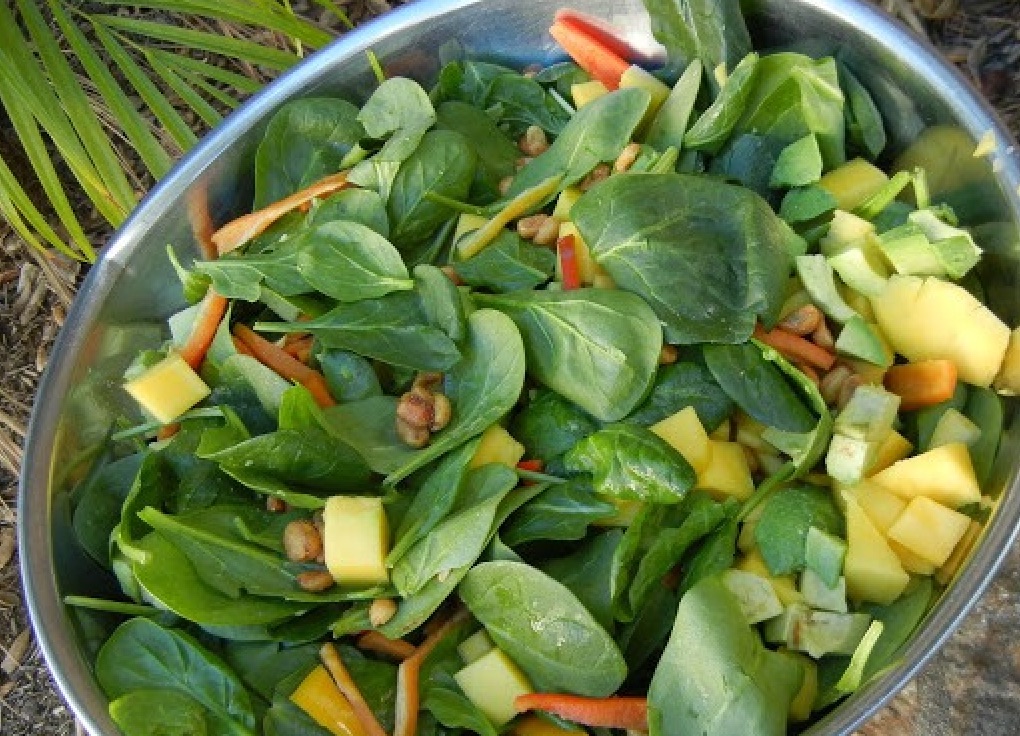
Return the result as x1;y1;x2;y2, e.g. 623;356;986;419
296;220;412;302
315;349;382;402
73;453;145;568
754;485;843;575
502;477;615;547
307;188;390;237
452;231;556;293
642;0;752;83
109;689;209;736
435;100;518;202
415;264;467;341
684;53;759;153
624;361;734;431
542;530;623;632
511;389;599;464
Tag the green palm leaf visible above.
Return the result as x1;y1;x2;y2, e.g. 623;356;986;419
0;155;86;261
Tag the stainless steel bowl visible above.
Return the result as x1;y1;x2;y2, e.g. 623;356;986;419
20;0;1020;733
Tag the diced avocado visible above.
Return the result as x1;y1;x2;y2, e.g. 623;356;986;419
469;425;525;469
771;135;824;189
323;496;390;586
552;187;583;221
458;629;495;665
820;210;876;256
780;186;838;225
799;569;848;613
819;158;889;211
915;383;969;450
795;255;858;323
835;316;894;368
571;79;609;109
825;434;877;486
827;243;890;298
804;527;847;589
833;384;900;442
791;610;873;659
877;223;943;276
454;213;488;245
928;408;982;451
908;209;982;279
871;200;915;233
453;648;533;727
619;65;672;127
123;352;211;424
721;569;785;624
764;603;811;644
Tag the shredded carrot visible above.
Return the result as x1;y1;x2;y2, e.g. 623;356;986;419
548;19;631;90
753;324;837;371
319;643;389;736
212;171;350;256
884;359;958;411
233;324;336;408
232;336;255;357
283;335;315;364
187;187;219;261
156;423;180;442
559;235;582;290
514;694;648;731
553;9;640;62
356;631;416;662
394;608;472;736
179;290;228;372
516;459;544;473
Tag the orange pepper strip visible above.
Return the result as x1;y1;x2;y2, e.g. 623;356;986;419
884;359;958;411
233;324;336;408
319;643;389;736
514;694;649;731
355;631;417;662
753;324;837;372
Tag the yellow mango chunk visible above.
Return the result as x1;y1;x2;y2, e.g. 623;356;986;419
736;550;802;606
512;716;584;736
867;430;913;476
571;79;609;108
842;493;910;605
840;480;907;534
888;539;936;576
870;442;981;508
887;496;972;567
819;158;889;211
123;353;211;424
651;406;713;474
710;419;731;442
290;665;366;736
469;425;525;470
697;441;754;501
936;520;982;585
323;496;390;586
993;326;1020;395
453;648;533;727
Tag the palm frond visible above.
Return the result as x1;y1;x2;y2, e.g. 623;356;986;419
144;50;224;128
0;155;85;261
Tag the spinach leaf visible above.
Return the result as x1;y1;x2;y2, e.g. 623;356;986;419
508;88;650;197
683;53;759;154
859;576;934;681
315;349;382;402
204;426;371;494
623;361;734;431
116;453;175;563
754;484;843;576
573;173;797;344
321;396;416;475
423;688;498;736
541;530;623;633
295;220;412;302
258;291;461;372
645;59;702;151
709;133;787;199
678;515;740;595
617;583;680;672
435;100;518;202
474;289;661;422
307;188;390;237
73;452;145;568
510;389;599;464
392;464;518;596
254;98;363;208
214;355;289;427
221;641;320;702
109;689;209;736
647;577;803;736
262;667;332;736
388;129;477;249
501;477;615;547
96;617;257;733
459;561;627;697
642;0;752;83
839;63;886;159
704;342;817;433
196;242;311;302
565;424;696;504
452;231;556;293
340;645;399;731
415;264;467;341
383;309;526;485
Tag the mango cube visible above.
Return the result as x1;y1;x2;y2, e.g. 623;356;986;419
870;442;981;508
840;480;907;534
323;496;390;586
842;493;910;605
469;425;525;470
290;665;366;736
936;520;982;585
571;79;609;108
453;648;533;727
651;406;713;474
818;158;889;211
736;550;802;606
888;539;936;576
123;352;210;424
697;440;754;501
867;430;913;475
886;496;972;567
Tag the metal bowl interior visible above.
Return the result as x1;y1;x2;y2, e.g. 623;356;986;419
19;0;1020;734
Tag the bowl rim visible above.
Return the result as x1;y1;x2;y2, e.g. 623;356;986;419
19;0;1020;734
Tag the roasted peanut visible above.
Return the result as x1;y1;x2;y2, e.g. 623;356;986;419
517;214;550;240
369;598;399;627
431;393;453;432
266;496;288;513
283;520;324;563
397;388;435;429
534;216;561;247
614;143;642;173
519;125;549;157
779;305;823;336
820;364;853;405
396;417;430;448
297;570;335;593
659;344;679;365
812;320;835;350
498;176;514;196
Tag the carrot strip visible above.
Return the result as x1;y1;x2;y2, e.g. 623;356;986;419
884;359;958;411
553;9;640;62
515;694;648;731
753;324;837;371
549;20;631;90
356;630;417;662
156;423;180;441
516;459;544;473
179;290;228;372
394;608;471;736
212;171;350;255
559;235;582;290
233;324;336;408
283;335;315;365
319;643;389;736
232;336;254;357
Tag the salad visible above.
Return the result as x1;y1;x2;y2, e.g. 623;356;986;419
66;2;1020;735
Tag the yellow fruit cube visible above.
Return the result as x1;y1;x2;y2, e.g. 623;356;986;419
571;79;609;108
840;480;907;534
710;419;731;442
619;64;672;126
290;665;365;736
868;430;913;475
888;539;936;575
123;352;211;424
818;158;889;211
842;492;910;605
651;406;713;474
736;550;802;606
886;496;972;567
697;441;754;501
469;425;525;470
323;496;390;586
936;520;982;585
453;648;533;727
870;442;981;508
994;326;1020;395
